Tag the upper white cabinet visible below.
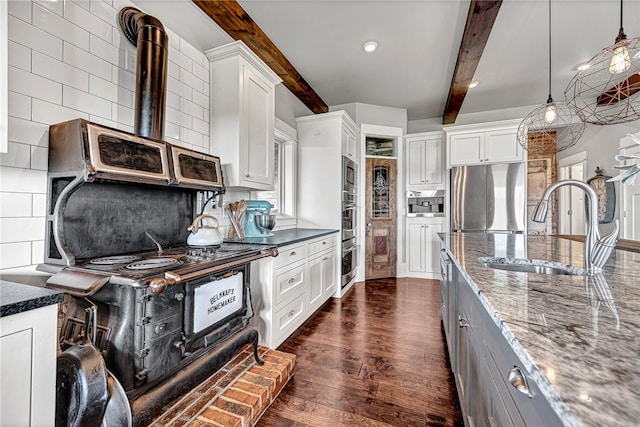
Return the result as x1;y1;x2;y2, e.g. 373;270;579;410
446;120;524;167
405;132;444;189
342;125;358;161
206;41;282;190
296;111;359;230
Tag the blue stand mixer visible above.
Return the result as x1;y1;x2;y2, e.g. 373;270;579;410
243;200;275;238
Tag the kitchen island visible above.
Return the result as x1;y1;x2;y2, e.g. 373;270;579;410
440;232;640;427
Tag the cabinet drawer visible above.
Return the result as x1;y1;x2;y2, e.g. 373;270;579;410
274;263;305;307
484;323;562;426
274;293;306;344
308;235;337;256
275;243;307;270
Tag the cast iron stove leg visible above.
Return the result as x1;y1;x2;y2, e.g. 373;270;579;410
249;328;264;366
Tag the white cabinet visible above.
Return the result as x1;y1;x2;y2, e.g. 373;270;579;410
297;111;359;231
206;41;282;190
446;121;524;167
406;217;444;278
342;125;358;161
405;132;444;189
1;304;58;426
250;233;338;348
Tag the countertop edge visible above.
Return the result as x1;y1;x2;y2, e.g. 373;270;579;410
231;228;340;247
1;280;64;317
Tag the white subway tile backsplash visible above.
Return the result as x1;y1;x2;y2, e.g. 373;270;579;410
165;106;192;128
33;51;89;92
179;68;204;96
90;74;119;104
0;142;30;168
63;86;111;119
8;1;32;23
63;0;112;42
179;39;205;68
63;42;112;81
192;117;209;137
168;48;192;73
30;146;48;171
89;33;119;65
3;0;214;271
112;64;135;91
8;15;63;61
192;61;208;84
31;240;44;264
32;193;46;217
167;75;193;100
192;89;208;110
8;92;32;120
0;193;32;218
111;103;134;127
179;127;204;147
32;98;88;125
0;242;32;269
179;97;204;121
33;3;90;51
0;217;46;243
8;40;31;71
9;66;63;104
0;167;47;194
7;117;48;147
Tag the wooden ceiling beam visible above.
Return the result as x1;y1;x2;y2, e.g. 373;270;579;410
193;0;328;114
443;0;503;125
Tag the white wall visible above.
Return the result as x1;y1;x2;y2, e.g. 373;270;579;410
0;0;306;274
331;102;407;133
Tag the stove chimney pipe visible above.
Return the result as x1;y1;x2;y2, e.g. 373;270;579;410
119;7;168;141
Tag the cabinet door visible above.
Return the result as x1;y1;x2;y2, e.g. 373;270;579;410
322;251;337;298
423;137;443;185
450;133;484;165
424;222;443;274
407;222;426;273
241;65;274;188
308;255;324;311
485;129;522;163
406;139;427;187
342;127;357;160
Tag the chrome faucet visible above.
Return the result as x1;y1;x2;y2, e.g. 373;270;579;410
532;179;619;274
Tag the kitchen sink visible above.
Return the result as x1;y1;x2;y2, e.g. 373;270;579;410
478;257;584;276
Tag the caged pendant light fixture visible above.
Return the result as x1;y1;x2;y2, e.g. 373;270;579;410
517;0;585;155
564;0;640;125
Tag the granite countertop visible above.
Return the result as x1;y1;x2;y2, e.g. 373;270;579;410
228;228;339;247
440;232;640;427
1;280;64;317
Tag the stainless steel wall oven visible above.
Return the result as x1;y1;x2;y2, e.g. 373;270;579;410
341;156;358;288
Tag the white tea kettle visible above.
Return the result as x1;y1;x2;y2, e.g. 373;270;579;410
187;215;223;247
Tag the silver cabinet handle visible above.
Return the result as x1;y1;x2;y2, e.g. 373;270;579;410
508;367;533;398
288;310;295;317
245;173;250;177
458;316;470;328
288;278;296;284
290;251;296;256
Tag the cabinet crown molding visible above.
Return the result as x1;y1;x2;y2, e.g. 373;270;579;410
443;118;522;134
205;40;282;86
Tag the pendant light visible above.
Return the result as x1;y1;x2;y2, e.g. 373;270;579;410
564;0;640;125
517;0;585;155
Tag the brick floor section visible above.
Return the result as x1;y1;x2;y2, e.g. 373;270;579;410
149;346;296;427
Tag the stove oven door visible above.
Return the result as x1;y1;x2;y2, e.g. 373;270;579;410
183;266;249;352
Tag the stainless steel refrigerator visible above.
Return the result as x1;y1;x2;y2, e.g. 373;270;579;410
451;163;526;233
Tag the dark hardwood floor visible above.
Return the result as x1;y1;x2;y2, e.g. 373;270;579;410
258;278;464;426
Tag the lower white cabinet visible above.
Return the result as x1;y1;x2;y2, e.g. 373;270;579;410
406;217;444;278
0;304;58;426
251;233;338;348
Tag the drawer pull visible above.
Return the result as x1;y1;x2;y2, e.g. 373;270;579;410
458;316;470;328
322;241;326;245
288;278;296;284
508;367;533;398
322;257;328;261
288;310;295;317
290;251;297;256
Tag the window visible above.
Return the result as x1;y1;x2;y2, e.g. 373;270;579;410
252;119;297;224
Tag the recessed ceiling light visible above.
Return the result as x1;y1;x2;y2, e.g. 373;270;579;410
469;80;480;88
576;63;591;71
363;41;377;53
